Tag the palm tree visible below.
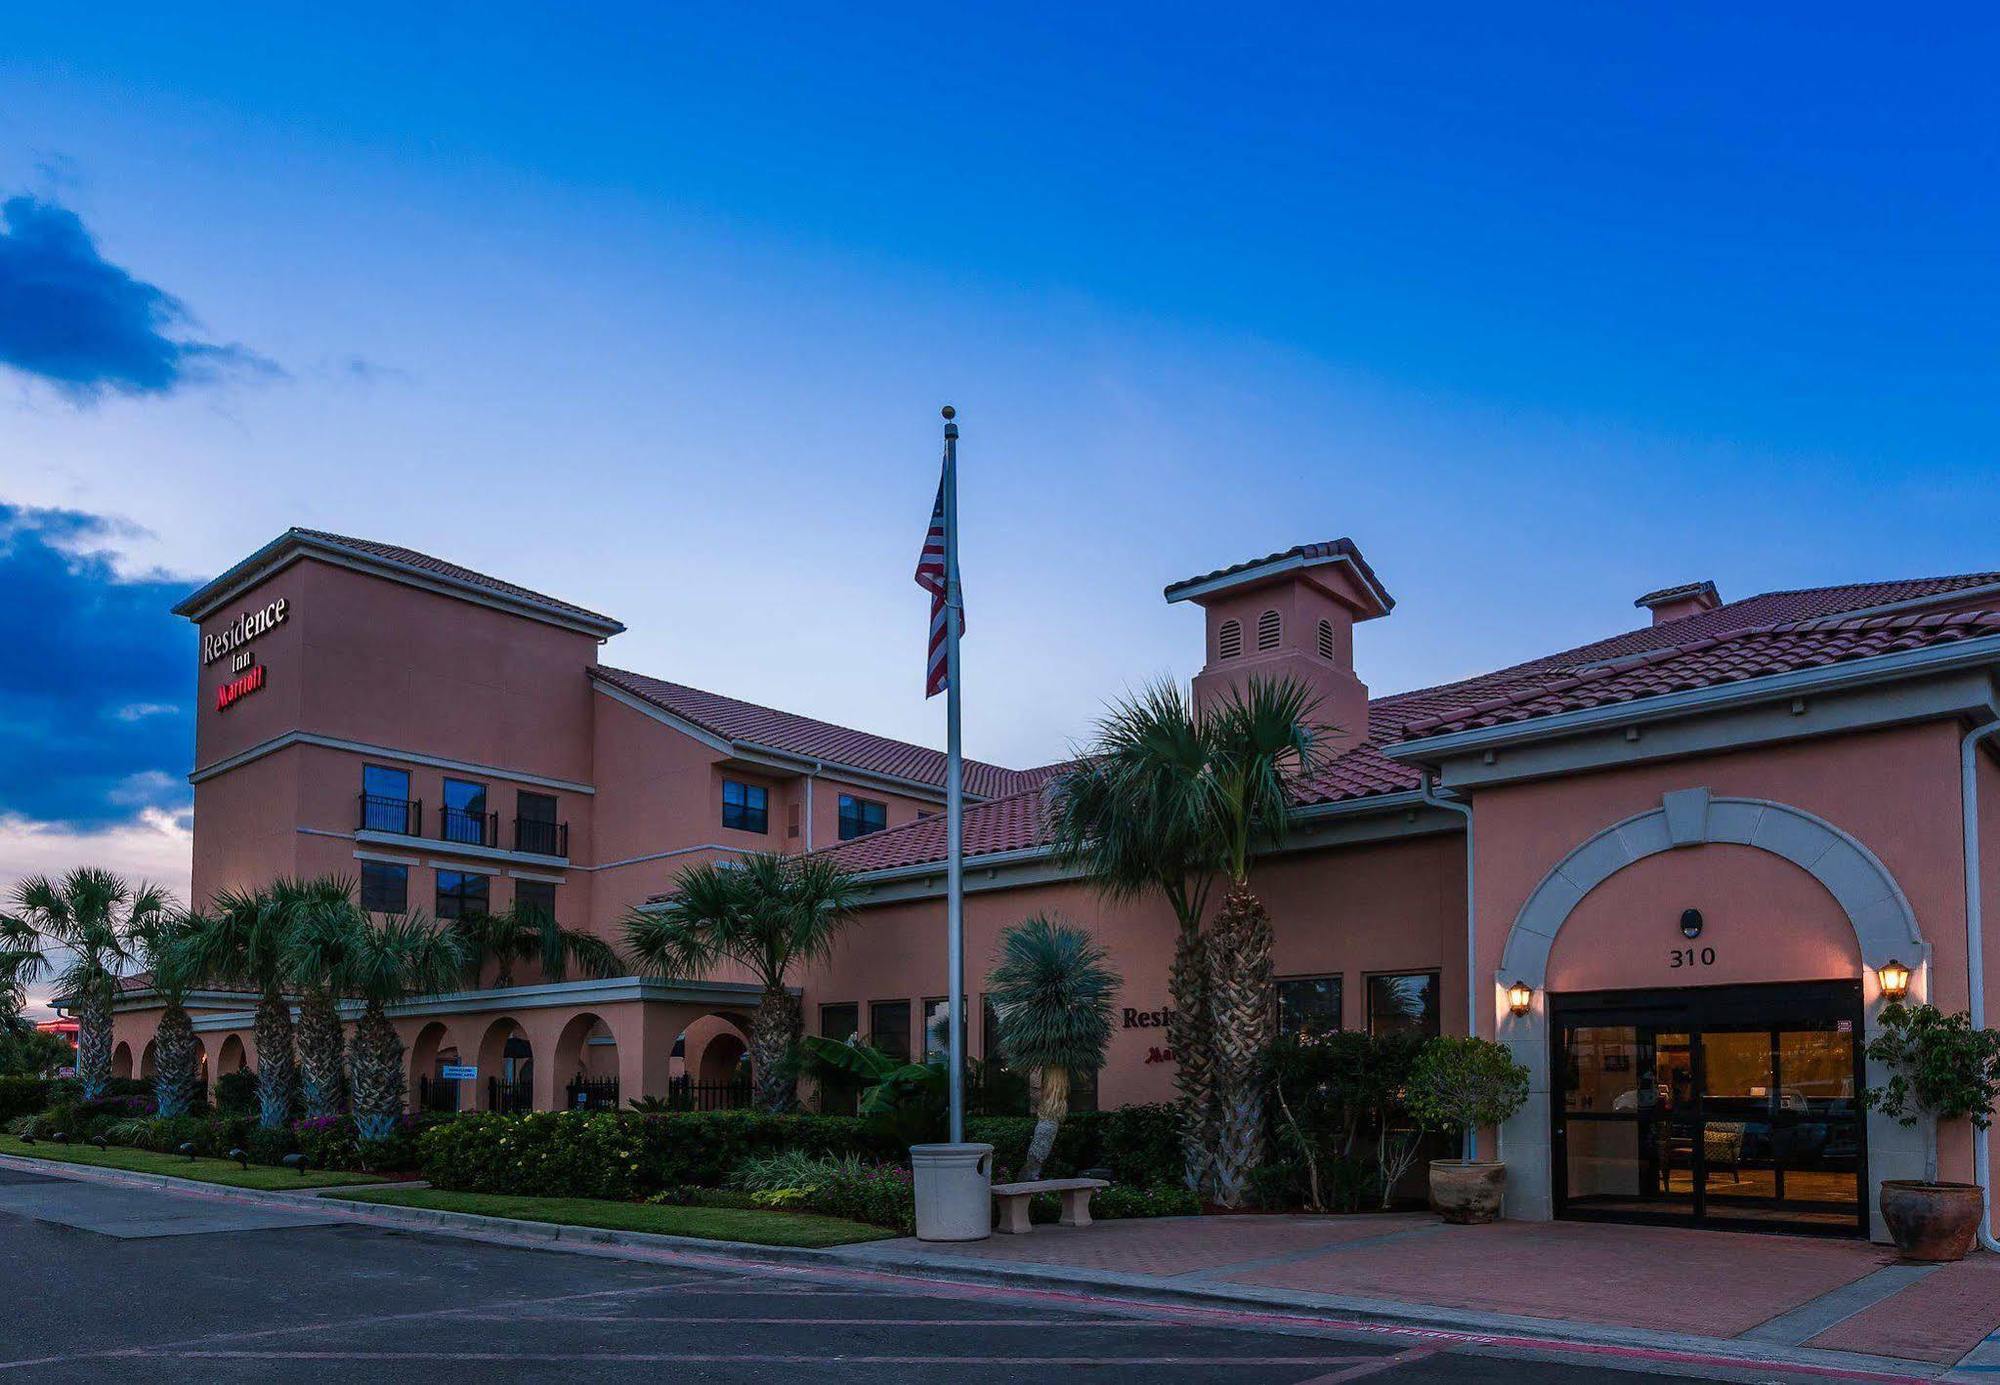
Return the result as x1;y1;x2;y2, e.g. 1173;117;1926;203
183;882;302;1129
449;899;621;990
282;876;368;1119
130;910;206;1118
0;912;42;1028
1047;680;1226;1195
624;852;858;1113
987;914;1120;1180
345;911;466;1143
3;869;167;1100
1201;677;1326;1207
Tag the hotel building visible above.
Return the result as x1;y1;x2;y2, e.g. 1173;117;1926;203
105;527;2000;1240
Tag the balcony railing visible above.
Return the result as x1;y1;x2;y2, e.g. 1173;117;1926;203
355;794;567;860
358;794;422;836
440;805;499;848
514;817;569;858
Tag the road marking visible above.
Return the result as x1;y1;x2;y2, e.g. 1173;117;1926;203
1290;1344;1445;1382
150;1351;1392;1365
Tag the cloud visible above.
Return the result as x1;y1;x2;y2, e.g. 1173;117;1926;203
0;194;280;401
0;505;193;829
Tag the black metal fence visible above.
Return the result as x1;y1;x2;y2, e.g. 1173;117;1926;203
417;1074;461;1113
514;817;570;858
358;793;421;836
488;1075;532;1113
665;1075;751;1112
565;1076;620;1110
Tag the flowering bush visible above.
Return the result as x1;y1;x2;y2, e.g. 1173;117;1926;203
731;1150;915;1233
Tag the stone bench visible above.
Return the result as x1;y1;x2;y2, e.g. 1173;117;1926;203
990;1177;1109;1234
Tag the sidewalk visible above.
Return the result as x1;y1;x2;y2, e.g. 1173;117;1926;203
6;1151;1994;1381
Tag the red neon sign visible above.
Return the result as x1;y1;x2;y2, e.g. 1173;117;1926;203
217;662;267;711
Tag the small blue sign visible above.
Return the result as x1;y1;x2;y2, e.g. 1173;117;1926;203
440;1064;477;1080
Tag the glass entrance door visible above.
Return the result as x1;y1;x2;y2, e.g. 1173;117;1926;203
1553;981;1865;1236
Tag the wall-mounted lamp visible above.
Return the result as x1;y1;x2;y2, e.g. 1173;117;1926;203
1506;980;1534;1016
1878;959;1911;1001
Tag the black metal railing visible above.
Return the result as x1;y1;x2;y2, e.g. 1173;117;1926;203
441;806;499;848
565;1076;620;1110
666;1075;752;1112
514;817;569;858
358;793;422;836
488;1075;532;1113
417;1074;461;1113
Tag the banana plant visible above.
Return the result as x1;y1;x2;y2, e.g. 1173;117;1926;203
801;1034;946;1147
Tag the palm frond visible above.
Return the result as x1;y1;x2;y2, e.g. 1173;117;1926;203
986;913;1120;1072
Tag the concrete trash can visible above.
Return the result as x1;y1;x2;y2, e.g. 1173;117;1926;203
910;1142;994;1241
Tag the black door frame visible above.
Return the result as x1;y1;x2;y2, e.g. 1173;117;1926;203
1550;979;1868;1237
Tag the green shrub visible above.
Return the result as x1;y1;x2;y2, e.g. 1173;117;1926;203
730;1150;914;1233
968;1103;1181;1185
1405;1037;1530;1139
214;1070;259;1116
0;1077;53;1122
1093;1183;1201;1219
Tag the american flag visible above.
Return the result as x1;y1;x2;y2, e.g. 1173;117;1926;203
914;471;962;698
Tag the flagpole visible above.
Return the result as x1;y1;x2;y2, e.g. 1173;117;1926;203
941;404;967;1144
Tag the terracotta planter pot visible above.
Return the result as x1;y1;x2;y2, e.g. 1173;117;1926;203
1429;1159;1507;1224
1879;1181;1983;1262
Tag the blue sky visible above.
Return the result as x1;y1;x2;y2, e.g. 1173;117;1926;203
2;6;1997;920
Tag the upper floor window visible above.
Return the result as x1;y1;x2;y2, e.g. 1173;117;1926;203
513;878;556;922
722;779;768;834
515;790;562;856
1217;619;1242;659
1317;618;1335;661
838;794;888;840
442;778;489;845
1257;608;1282;651
359;861;408;914
435;869;490;921
1367;971;1441;1039
361;765;414;834
1276;974;1342;1036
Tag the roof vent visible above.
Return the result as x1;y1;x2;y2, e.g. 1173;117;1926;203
1634;580;1722;626
1256;609;1282;651
1218;618;1242;659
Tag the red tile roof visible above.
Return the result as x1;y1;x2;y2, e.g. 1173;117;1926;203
1163;537;1394;611
824;569;2000;877
592;665;1033;799
1397;609;2000;740
290;529;624;631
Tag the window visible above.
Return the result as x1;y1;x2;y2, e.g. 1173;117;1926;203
359;861;408;913
1317;618;1335;661
1069;1064;1100;1113
1276;975;1342;1036
442;778;488;845
722;780;768;833
1257;608;1282;651
820;1003;860;1043
819;1003;861;1116
839;794;888;841
869;1000;911;1062
1367;971;1441;1039
515;791;560;855
435;870;490;921
1217;618;1242;659
922;996;967;1062
361;765;412;833
513;878;556;922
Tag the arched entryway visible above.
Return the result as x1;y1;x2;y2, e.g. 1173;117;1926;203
218;1034;248;1076
476;1017;534;1112
410;1021;464;1113
1496;788;1928;1237
698;1031;746;1086
111;1042;133;1080
553;1013;620;1110
139;1040;157;1080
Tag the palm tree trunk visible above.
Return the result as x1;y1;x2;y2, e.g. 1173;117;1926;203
1022;1064;1070;1181
296;988;346;1120
152;1003;201;1119
1167;916;1216;1196
253;991;298;1130
75;986;113;1101
749;987;801;1113
348;999;407;1145
1206;884;1274;1209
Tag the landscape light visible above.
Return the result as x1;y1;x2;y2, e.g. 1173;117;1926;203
228;1147;249;1169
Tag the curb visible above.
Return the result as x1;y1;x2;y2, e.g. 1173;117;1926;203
0;1151;1945;1381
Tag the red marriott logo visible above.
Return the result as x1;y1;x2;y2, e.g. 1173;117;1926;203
217;662;267;711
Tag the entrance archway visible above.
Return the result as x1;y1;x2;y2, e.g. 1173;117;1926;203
111;1042;133;1080
139;1040;157;1080
410;1021;462;1113
1496;788;1928;1233
553;1013;620;1109
476;1017;534;1112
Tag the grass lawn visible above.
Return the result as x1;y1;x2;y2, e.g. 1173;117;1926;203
324;1186;896;1248
0;1135;388;1190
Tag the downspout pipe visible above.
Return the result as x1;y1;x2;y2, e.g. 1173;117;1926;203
1961;716;2000;1253
1419;771;1477;1159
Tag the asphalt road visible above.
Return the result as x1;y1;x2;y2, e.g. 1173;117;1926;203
0;1165;1880;1383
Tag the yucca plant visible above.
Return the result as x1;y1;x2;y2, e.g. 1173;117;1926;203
130;909;206;1118
625;852;859;1113
3;869;167;1100
1048;680;1226;1195
986;914;1120;1180
282;875;368;1120
449;899;622;990
183;882;302;1129
346;911;466;1143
